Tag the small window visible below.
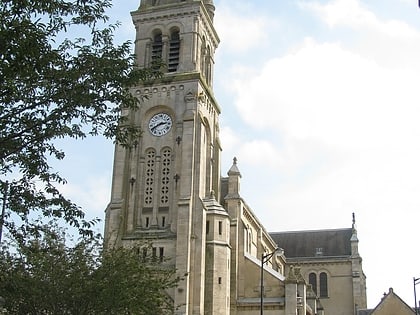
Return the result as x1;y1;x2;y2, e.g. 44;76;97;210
162;216;166;227
218;277;222;284
309;273;317;295
206;220;209;234
159;247;164;262
152;247;157;260
244;227;249;252
205;45;212;84
218;221;222;235
320;272;328;297
145;217;150;228
142;248;148;262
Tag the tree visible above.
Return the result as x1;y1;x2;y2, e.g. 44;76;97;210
0;0;161;239
0;225;179;314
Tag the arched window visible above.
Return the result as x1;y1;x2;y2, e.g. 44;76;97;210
309;272;317;295
248;229;252;253
320;272;328;297
142;149;156;228
244;226;249;253
205;45;212;84
159;148;171;207
143;149;156;207
151;32;163;66
168;30;180;72
201;36;207;77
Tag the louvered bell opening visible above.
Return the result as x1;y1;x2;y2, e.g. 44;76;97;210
168;40;180;72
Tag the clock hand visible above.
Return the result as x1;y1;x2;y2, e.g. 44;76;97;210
152;121;166;131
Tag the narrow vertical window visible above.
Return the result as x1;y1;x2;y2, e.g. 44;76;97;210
206;220;209;234
309;272;317;295
168;30;180;72
145;217;150;228
201;36;207;78
161;216;166;228
159;247;164;262
218;277;222;284
142;248;148;262
151;32;163;67
152;247;157;260
320;272;328;297
143;149;155;207
244;227;249;252
205;45;212;84
218;221;222;235
159;148;171;206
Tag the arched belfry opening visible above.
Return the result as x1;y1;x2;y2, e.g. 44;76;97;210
168;28;180;72
151;30;163;66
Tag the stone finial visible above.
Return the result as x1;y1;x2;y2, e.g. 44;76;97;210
228;157;241;177
351;212;359;242
352;212;356;229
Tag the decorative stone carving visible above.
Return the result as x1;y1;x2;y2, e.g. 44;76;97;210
184;91;196;102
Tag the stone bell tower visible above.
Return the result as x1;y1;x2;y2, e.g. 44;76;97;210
104;0;225;314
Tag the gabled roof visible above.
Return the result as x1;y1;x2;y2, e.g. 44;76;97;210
369;288;415;315
270;228;353;258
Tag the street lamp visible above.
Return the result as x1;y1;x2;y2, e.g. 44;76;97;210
260;248;279;315
414;277;420;315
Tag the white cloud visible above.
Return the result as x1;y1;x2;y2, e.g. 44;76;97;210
224;1;420;306
214;4;270;53
237;140;284;169
233;36;420;152
302;0;420;67
305;0;418;38
303;0;378;30
220;126;284;172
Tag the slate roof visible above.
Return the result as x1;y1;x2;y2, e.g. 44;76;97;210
269;228;353;258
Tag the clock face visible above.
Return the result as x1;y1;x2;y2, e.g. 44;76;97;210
148;113;172;136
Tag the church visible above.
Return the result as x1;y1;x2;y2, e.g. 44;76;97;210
104;1;367;314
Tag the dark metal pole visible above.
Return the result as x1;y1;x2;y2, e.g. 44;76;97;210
0;181;8;243
260;249;278;315
415;277;420;315
260;253;264;315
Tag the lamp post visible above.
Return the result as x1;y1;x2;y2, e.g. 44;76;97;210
260;248;278;315
414;277;420;315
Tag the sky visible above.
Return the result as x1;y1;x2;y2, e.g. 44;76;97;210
57;0;420;309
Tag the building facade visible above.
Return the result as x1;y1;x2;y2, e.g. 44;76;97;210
358;288;415;315
104;1;367;314
270;216;367;315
